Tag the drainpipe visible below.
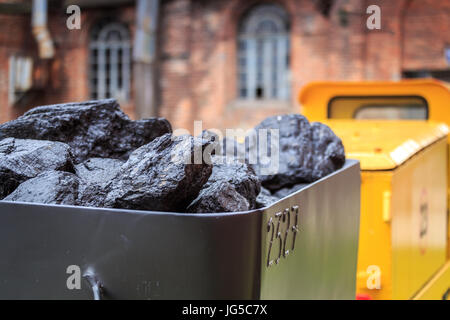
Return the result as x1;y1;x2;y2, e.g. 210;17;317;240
32;0;54;59
133;0;159;118
134;0;159;64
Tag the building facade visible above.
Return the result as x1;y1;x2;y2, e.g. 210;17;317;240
0;0;449;131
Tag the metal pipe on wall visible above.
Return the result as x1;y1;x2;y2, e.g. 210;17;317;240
133;0;159;119
32;0;55;59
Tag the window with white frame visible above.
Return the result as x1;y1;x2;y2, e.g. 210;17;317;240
237;4;290;101
89;21;131;102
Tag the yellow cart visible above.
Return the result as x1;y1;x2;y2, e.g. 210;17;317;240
299;80;450;300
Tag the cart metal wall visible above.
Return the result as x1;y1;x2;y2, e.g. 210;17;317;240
0;160;360;300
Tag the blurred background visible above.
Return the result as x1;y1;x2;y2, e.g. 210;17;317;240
0;0;449;132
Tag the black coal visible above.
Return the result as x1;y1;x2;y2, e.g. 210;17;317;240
4;171;81;205
0;99;171;164
187;155;261;213
75;158;124;186
0;138;74;199
0;100;345;213
247;114;345;192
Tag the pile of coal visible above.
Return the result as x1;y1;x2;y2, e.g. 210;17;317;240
247;114;345;192
84;134;213;212
0;99;345;213
4;171;81;205
75;158;124;186
187;181;250;213
195;114;345;209
0;138;74;199
309;122;346;180
187;155;261;212
0;99;171;163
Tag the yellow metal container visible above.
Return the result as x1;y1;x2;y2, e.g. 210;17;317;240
299;80;450;261
323;120;448;299
298;79;450;124
413;262;450;300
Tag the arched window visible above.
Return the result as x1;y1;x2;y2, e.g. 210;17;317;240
238;4;290;101
89;21;131;102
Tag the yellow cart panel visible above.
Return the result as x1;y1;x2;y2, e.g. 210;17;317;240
299;79;450;124
413;262;450;300
325;120;448;299
299;80;450;260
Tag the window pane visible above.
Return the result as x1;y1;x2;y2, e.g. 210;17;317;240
238;40;246;50
256;20;278;34
355;105;427;120
237;4;290;101
89;22;130;102
328;96;428;120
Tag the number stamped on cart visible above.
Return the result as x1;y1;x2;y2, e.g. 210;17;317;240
266;205;299;267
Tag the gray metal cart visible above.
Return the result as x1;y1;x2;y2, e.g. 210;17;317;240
0;160;360;300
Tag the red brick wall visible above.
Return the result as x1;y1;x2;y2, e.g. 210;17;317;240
43;5;137;117
0;12;35;123
402;0;450;71
156;0;414;132
0;3;136;122
1;0;449;130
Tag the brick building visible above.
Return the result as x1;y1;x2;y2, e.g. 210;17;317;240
0;0;449;132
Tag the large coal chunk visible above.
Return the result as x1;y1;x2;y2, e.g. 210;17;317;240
247;114;312;191
202;155;261;210
89;134;213;212
247;114;345;191
0;99;172;163
0;138;74;199
77;184;108;209
187;181;249;213
255;187;279;208
75;158;124;186
310;122;346;180
75;158;125;208
3;171;81;205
